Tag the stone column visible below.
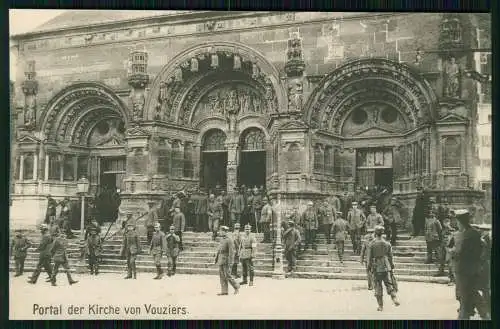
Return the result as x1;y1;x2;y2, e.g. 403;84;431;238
38;141;45;181
19;154;24;181
33;153;38;180
192;143;201;180
226;140;239;193
21;60;38;131
44;154;49;180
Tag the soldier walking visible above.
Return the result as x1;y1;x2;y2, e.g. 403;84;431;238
10;229;31;277
207;194;222;240
424;211;442;264
436;216;455;277
49;232;78;286
240;224;257;285
251;187;263;233
347;201;366;255
301;201;319;250
332;211;349;264
360;229;376;290
260;198;273;243
45;195;57;224
231;223;242;279
367;226;400;311
215;226;240;295
120;223;141;279
145;201;158;244
172;206;185;251
85;219;102;275
283;220;301;273
28;224;53;284
150;222;166;279
319;200;336;244
366;205;384;232
229;187;245;229
165;225;181;276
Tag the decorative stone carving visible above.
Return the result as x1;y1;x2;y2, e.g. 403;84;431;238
285;33;305;77
94;119;125;146
174;68;183;82
210;51;219;69
132;92;145;121
23;99;36;128
190;57;199;72
444;57;461;98
439;15;463;51
287;78;304;112
233;55;241;70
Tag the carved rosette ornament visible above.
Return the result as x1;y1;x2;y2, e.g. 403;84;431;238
128;50;149;122
22;61;38;130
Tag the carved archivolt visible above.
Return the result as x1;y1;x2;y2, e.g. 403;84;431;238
304;58;438;134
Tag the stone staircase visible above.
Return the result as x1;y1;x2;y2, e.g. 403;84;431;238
9;230;449;284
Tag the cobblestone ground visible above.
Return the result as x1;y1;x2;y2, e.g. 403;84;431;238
10;272;463;320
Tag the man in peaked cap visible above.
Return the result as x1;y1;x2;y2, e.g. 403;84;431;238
424;210;443;264
301;201;319;251
347;201;366;255
10;228;31;277
215;226;240;295
27;224;53;284
231;223;242;279
239;224;257;286
165;225;181;276
449;209;490;319
283;220;301;274
149;222;166;279
120;223;141;279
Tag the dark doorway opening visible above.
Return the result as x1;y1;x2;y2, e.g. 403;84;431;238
374;168;393;191
202;152;228;191
238;151;266;189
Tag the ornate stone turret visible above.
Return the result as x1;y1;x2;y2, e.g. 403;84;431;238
128;49;149;122
438;14;465;54
21;60;38;130
284;32;306;114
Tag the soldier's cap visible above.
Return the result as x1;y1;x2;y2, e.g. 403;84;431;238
244;224;252;230
209;194;215;198
454;209;469;216
336;211;343;216
352;201;358;204
366;228;375;233
471;223;491;230
127;223;135;227
148;201;155;205
220;226;230;231
169;225;175;230
234;223;241;228
288;220;295;225
307;201;314;205
374;225;384;233
154;222;161;228
40;224;49;230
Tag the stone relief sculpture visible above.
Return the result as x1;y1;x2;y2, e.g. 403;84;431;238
288;80;303;112
24;101;36;127
287;36;303;62
95;119;125;146
190;57;199;72
224;89;240;115
132;92;145;121
444;57;461;98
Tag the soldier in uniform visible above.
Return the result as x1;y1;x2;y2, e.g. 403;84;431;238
301;201;319;250
220;190;231;227
120;223;141;279
436;216;455;277
251;187;263;233
283;220;301;273
145;201;158;244
215;226;240;295
229;187;245;228
382;197;401;246
231;223;242;279
360;229;376;290
332;211;349;264
150;222;166;279
85;219;102;275
172;206;186;251
10;229;31;277
165;225;181;276
59;197;75;239
347;201;366;255
240;224;257;285
424;210;443;264
49;232;78;286
449;210;489;320
28;224;54;284
366;205;384;232
319;199;336;244
411;186;428;237
260;197;273;243
367;226;400;311
207;194;223;240
45;195;58;224
290;206;304;253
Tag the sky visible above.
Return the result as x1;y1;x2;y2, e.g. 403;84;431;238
9;10;66;81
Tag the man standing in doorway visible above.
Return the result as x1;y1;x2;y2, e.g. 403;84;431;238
240;224;257;286
229;186;245;229
301;201;319;251
215;226;240;295
347;201;366;255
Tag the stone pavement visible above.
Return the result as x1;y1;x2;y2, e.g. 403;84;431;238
10;273;464;320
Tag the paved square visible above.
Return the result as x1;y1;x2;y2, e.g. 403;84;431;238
10;272;461;320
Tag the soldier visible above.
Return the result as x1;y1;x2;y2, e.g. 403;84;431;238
283;220;301;273
424;210;443;264
382;197;401;246
244;187;253;229
475;224;491;317
367;226;400;311
150;222;166;279
240;224;257;285
332;211;349;264
10;229;31;277
207;194;223;240
172;206;185;251
85;219;102;275
319;199;336;244
60;197;75;239
251;187;263;233
231;223;242;279
366;205;384;232
120;223;141;279
436;216;455;277
220;190;231;227
260;197;273;243
215;226;240;295
145;201;158;244
360;229;376;290
411;186;428;237
347;201;366;255
229;187;245;228
28;224;54;284
49;232;78;286
301;201;319;250
45;195;57;224
290;206;304;253
449;210;489;320
165;225;181;276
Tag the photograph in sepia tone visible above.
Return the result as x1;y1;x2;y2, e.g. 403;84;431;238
9;10;491;320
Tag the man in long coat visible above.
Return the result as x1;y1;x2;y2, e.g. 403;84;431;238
229;187;245;228
283;220;301;273
172;206;186;251
10;229;31;277
45;195;57;224
239;224;257;285
260;198;273;243
150;222;166;279
301;201;319;250
319;199;336;244
215;226;240;295
347;201;366;255
49;231;78;286
207;194;223;240
332;211;349;264
120;223;141;279
251;187;263;233
145;201;158;244
85;219;102;275
231;223;242;279
424;210;443;264
165;225;181;276
360;229;376;290
411;187;429;236
28;224;53;284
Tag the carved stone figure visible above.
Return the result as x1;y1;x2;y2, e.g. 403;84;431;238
444;57;460;98
287;37;303;62
190;57;199;72
288;80;303;112
133;93;145;121
174;68;183;82
225;89;240;115
211;52;219;69
252;63;259;79
234;55;241;70
24;101;36;127
252;94;262;114
240;92;251;113
96;120;125;146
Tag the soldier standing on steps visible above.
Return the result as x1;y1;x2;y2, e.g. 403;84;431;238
231;223;242;279
172;206;186;251
283;220;301;273
28;224;53;284
145;201;158;244
10;229;31;277
347;201;366;255
150;222;166;279
260;197;273;243
85;219;102;275
165;225;181;276
301;201;319;251
366;205;384;232
45;195;57;224
120;223;141;279
332;211;349;264
367;226;400;311
215;226;240;296
360;228;376;290
49;232;78;286
240;224;257;286
424;210;443;264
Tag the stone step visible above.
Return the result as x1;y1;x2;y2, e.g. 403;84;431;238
299;254;428;263
286;271;450;284
294;259;441;270
292;265;440;276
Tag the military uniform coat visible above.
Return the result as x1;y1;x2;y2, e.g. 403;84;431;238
37;232;53;259
332;218;349;241
150;231;166;256
367;238;394;273
424;217;442;242
366;213;384;231
301;208;319;230
232;233;242;262
50;235;69;263
319;203;336;225
120;230;141;257
172;212;186;232
207;200;223;219
347;209;366;230
283;227;301;251
229;194;245;214
260;204;273;223
145;210;158;227
215;236;235;265
165;233;181;257
239;234;257;259
10;235;31;258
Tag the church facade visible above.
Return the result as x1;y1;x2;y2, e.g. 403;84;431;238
10;11;490;227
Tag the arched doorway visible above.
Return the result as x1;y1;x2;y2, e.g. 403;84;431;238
201;129;227;190
238;128;266;189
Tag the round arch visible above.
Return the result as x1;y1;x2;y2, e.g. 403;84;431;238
144;42;287;124
39;82;130;143
303;58;438;134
